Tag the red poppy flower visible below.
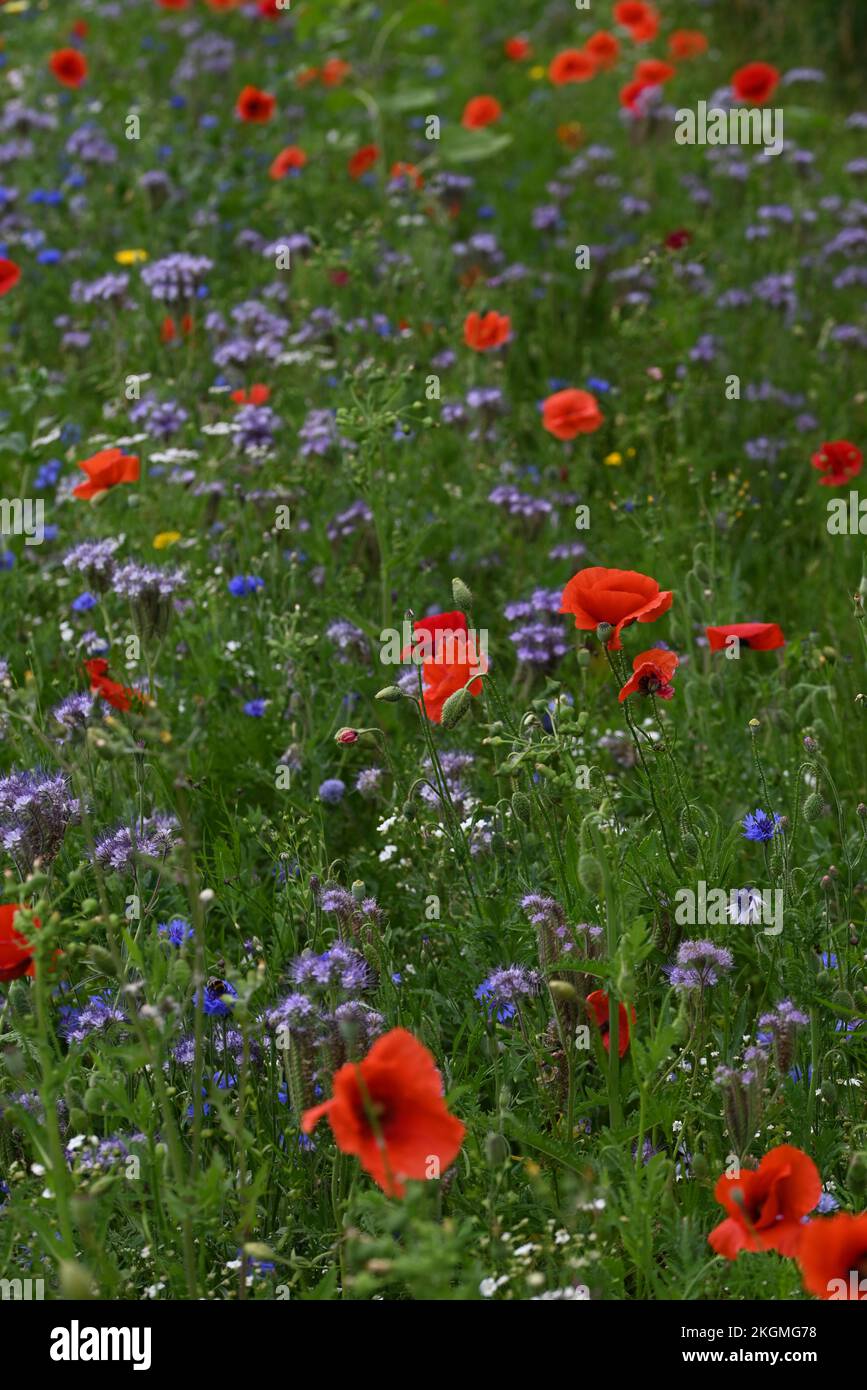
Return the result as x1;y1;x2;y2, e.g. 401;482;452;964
269;145;307;179
71;20;89;38
634;58;676;85
390;161;423;189
613;1;654;26
797;1213;867;1299
461;95;502;130
236;85;276;123
504;37;532;62
614;1;659;40
584;32;620;70
665;228;692;250
230;384;271;406
811;439;862;487
705;622;785;652
302;1028;466;1197
0;258;21;296
561;567;673;651
320;58;351;87
0;905;42;983
542;388;603;440
619;79;654;111
708;1145;822;1260
258;0;284;15
731;62;780;106
668;29;709;60
463;310;511;352
618;647;679;702
548;50;597;85
72;447;140;501
157;0;190;7
348;143;379;179
160;313;194;343
84;658;145;713
49;48;88;88
586;991;635;1057
403;611;486;725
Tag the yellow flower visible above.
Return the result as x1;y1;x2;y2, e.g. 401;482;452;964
529;65;546;80
3;2;29;14
115;249;149;266
603;452;623;467
153;531;181;550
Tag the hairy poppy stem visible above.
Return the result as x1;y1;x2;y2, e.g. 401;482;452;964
604;649;677;873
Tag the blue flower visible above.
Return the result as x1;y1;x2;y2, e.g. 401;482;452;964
228;574;264;597
158;917;194;947
318;778;346;805
195;978;238;1018
71;591;97;613
741;808;781;842
243;699;267;717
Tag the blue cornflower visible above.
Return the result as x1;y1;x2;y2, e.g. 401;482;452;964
243;699;267;717
158;916;194;947
195;978;238;1018
228;574;264;597
741;808;781;842
71;591;97;613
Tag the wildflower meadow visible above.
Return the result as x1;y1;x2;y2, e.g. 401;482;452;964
1;0;867;1341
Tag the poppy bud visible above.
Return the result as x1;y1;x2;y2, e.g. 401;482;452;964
831;988;855;1012
491;831;508;858
451;576;474;612
858;803;867;819
375;685;403;702
548;979;578;1004
691;1152;710;1182
511;792;532;825
80;897;99;915
681;831;700;864
440;686;471;729
87;946;117;976
84;1086;104;1115
401;800;416;821
596;622;613;644
577;648;591;669
484;1130;510;1167
847;1150;867;1197
803;792;823;822
578;852;603;897
817;1080;837;1105
335;727;359;744
69;1107;89;1132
